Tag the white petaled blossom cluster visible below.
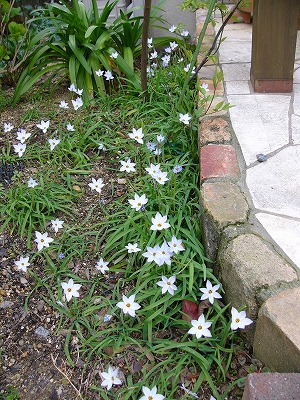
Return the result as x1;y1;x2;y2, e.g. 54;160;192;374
145;163;169;185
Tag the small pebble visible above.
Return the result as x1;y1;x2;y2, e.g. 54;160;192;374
117;178;127;184
35;326;50;338
256;153;267;162
0;300;14;309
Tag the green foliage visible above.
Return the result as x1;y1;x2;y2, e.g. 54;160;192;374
13;0;145;104
0;386;20;400
0;174;77;247
0;0;29;84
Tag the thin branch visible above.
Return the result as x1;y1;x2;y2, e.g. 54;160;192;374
51;354;84;400
190;0;244;81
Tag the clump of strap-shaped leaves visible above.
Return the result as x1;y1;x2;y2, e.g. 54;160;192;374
13;0;145;104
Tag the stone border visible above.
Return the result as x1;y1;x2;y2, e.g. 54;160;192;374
196;9;300;372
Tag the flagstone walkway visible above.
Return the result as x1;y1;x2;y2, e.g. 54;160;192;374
216;19;300;271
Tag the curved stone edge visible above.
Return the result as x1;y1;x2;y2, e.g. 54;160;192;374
196;8;300;373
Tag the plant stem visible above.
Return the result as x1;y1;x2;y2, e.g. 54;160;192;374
141;0;152;101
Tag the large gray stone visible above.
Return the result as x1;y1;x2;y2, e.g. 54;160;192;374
218;234;297;324
254;286;300;372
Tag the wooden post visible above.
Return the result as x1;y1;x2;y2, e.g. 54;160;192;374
251;0;300;93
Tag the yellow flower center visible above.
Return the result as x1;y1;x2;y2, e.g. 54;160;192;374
67;288;72;292
208;290;212;294
235;318;240;323
157;224;162;227
167;282;171;285
198;325;203;330
126;303;131;307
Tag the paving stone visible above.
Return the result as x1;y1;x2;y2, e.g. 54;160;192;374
256;213;300;271
254;287;300;372
242;373;300;400
222;62;251;82
199;117;231;146
291;114;300;144
218;234;298;326
225;80;251;95
246;147;300;219
200;144;240;181
218;40;252;63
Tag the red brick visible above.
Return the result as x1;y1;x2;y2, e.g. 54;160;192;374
242;373;300;400
200;144;240;181
199;117;231;146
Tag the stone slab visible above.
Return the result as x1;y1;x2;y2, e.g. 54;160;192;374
225;80;251;95
218;234;298;323
291;114;300;144
254;286;300;372
221;62;251;82
246;146;300;219
201;182;248;227
200;144;240;181
242;373;300;400
199;117;231;146
256;213;300;271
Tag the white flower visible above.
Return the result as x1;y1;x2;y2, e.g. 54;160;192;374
146;142;156;151
48;138;60;151
103;314;112;322
142;245;163;265
156;134;165;143
179;113;192;125
59;100;69;109
27;177;38;188
120;158;136;173
149;50;158;59
71;97;83;110
170;41;178;50
88;177;105;193
200;82;209;93
158;241;173;266
95;257;109;274
188;314;212;339
147;66;155;77
98;142;106;150
51;218;64;233
128;127;144;144
95;69;104;76
61;278;82;302
13;142;26;157
100;366;122;390
104;70;114;81
169;25;177;33
147;37;153;48
180;383;199;398
16;129;31;143
145;163;161;178
161;54;170;67
157;275;177;295
36;120;50;133
66;122;75;131
34;231;54;251
128;193;148;211
4;122;14;132
167;236;184;254
110;51;118;59
125;243;141;253
153;148;161;155
154;171;169;185
181;30;189;37
173;165;183;173
230;307;253;330
165;47;172;53
116;294;141;317
150;212;170;231
184;63;196;74
68;83;77;92
199;280;222;304
178;57;184;63
139;386;164;400
15;256;30;272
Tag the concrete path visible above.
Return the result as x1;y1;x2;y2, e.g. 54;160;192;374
216;19;300;271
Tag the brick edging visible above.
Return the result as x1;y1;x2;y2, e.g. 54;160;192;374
196;8;300;373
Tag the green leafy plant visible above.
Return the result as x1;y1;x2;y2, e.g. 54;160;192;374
13;0;144;104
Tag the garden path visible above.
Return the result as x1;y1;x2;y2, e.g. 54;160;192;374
216;18;300;272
